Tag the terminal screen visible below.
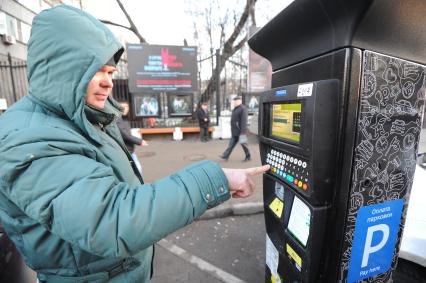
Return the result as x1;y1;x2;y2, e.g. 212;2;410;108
271;103;302;143
288;196;311;247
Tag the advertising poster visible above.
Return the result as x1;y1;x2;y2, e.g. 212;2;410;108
242;91;261;114
248;26;272;92
127;44;198;92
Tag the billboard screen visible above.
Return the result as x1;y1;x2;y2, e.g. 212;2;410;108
127;44;198;92
167;93;194;117
131;93;161;118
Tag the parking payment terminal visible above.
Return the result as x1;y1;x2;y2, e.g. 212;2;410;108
261;81;338;282
249;0;426;282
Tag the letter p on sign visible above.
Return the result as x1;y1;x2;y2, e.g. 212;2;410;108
347;199;403;283
362;224;390;267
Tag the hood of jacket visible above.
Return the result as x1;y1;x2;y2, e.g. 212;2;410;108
27;5;124;144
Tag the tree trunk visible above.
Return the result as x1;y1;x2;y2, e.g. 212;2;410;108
201;0;256;102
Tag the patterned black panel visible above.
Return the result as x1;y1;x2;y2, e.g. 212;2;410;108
339;51;426;282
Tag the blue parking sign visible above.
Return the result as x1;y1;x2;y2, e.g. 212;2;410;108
347;199;404;283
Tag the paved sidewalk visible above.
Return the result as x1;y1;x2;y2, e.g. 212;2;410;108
135;134;265;217
135;135;267;282
152;214;266;283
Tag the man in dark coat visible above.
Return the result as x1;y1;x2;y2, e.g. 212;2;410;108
220;96;251;161
117;101;148;173
197;102;210;142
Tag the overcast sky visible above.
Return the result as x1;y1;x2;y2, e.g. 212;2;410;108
81;0;294;46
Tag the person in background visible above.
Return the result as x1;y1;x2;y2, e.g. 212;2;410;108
117;101;148;173
220;96;251;162
0;5;269;282
197;101;210;142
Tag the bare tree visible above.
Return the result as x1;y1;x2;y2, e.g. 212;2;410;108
185;0;256;102
201;0;256;102
249;0;257;26
205;3;215;79
99;0;147;43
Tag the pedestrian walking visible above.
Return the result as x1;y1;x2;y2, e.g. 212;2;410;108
197;101;210;142
220;96;251;162
117;101;148;173
0;5;269;282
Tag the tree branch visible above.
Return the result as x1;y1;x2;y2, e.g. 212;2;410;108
115;0;147;43
99;19;132;31
201;0;256;101
224;0;252;49
249;0;256;26
234;37;247;53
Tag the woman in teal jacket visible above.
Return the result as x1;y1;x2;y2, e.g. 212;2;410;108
0;5;268;283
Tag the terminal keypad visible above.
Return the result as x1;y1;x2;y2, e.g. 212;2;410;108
265;148;309;191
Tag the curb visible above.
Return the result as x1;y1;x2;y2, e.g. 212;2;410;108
198;202;264;220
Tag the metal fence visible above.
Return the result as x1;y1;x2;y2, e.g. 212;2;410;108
0;54;28;109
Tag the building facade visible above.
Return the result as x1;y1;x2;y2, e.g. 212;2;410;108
0;0;80;109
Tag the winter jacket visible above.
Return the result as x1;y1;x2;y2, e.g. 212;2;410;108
231;104;249;136
0;5;230;283
116;116;142;153
196;108;210;128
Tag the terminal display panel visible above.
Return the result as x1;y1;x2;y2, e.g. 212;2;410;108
260;80;339;204
271;102;302;143
287;196;311;247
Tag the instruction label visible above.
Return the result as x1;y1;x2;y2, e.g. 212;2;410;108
286;243;302;271
266;235;279;278
269;197;284;218
297;83;313;97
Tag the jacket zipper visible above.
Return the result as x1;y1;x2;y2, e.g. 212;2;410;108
99;123;105;132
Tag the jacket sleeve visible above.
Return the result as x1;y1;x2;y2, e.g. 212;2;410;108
241;106;249;134
116;118;143;145
0;131;230;259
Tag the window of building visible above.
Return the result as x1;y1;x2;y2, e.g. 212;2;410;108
20;21;32;43
5;14;18;38
0;12;7;35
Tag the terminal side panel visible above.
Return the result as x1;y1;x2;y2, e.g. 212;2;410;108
339;51;426;282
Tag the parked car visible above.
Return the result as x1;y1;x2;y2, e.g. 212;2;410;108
395;152;426;283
